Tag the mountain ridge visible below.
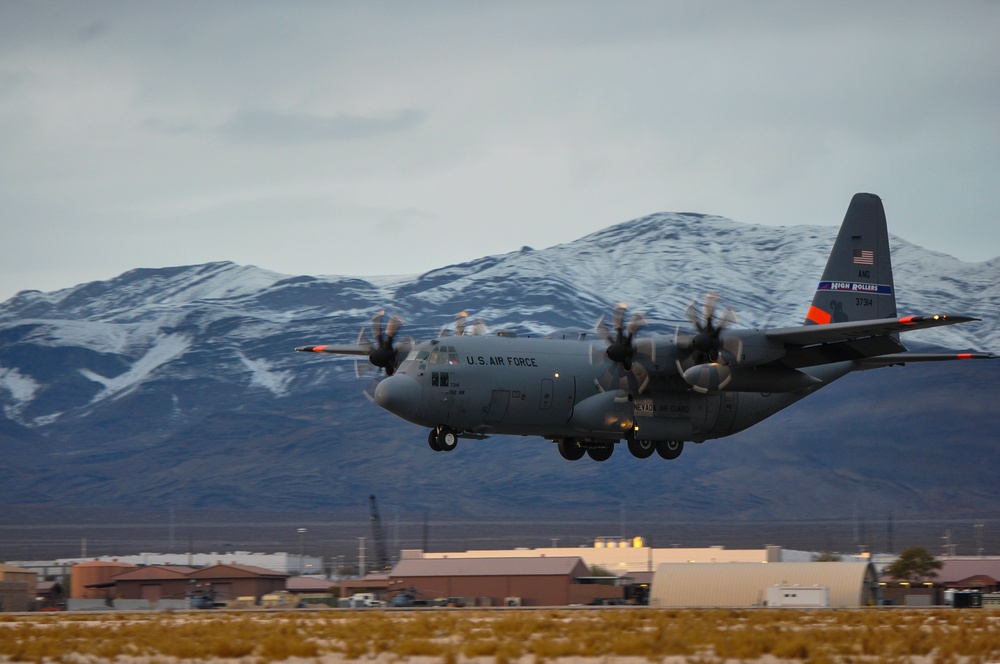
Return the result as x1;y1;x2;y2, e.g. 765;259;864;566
1;211;997;530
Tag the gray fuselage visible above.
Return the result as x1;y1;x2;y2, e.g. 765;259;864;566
374;334;853;444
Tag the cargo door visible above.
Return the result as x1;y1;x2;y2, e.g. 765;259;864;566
485;390;510;424
539;379;553;410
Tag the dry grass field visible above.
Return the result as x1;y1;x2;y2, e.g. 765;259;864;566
1;608;999;663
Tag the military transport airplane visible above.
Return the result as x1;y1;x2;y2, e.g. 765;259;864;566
296;193;995;461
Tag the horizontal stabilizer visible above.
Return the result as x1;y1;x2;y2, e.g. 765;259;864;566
767;314;980;347
294;344;370;356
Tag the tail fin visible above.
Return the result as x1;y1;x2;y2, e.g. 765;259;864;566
805;193;897;325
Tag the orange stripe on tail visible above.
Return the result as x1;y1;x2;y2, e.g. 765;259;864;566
806;305;832;325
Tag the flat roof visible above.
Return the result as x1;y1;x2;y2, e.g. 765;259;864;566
392;556;588;578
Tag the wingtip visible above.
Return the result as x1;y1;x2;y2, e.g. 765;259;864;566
898;314;979;325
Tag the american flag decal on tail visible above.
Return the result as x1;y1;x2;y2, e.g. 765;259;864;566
853;249;874;265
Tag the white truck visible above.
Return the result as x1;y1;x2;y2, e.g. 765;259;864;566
345;592;384;608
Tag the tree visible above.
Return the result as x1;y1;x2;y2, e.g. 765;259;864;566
813;551;842;562
885;546;943;582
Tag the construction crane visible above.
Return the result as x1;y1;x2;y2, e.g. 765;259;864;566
368;494;391;572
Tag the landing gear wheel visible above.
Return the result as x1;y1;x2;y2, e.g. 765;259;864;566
436;428;458;452
557;438;585;461
587;444;614;462
427;429;442;452
627;439;656;459
656;440;684;460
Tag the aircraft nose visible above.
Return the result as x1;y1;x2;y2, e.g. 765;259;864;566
374;374;422;420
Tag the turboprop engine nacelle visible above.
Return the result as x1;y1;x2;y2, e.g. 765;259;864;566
569;390;634;434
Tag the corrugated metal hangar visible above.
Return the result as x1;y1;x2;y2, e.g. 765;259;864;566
649;562;879;608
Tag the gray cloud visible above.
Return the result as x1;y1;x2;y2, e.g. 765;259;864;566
0;1;997;302
217;108;425;144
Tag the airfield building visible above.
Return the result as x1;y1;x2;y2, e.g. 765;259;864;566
648;562;880;608
387;556;610;607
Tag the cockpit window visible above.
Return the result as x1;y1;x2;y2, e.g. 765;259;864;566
424;347;460;365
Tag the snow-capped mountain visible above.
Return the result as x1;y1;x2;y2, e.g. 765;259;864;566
1;213;997;524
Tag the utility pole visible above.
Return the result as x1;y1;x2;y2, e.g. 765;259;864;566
358;536;366;577
369;495;390;571
422;512;429;552
886;511;894;553
941;530;957;557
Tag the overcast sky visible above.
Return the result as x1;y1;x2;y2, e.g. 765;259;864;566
1;2;998;303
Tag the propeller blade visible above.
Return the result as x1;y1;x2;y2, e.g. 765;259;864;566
355;359;373;379
635;337;657;363
720;334;743;366
371;310;386;343
675;293;742;384
627;312;646;337
595;314;611;342
613;303;627;337
385;313;404;340
355;326;372;351
684;300;700;330
362;377;381;402
454;311;468;336
593;303;652;395
719;307;737;331
703;293;720;329
674;325;692;351
590;342;604;366
630;362;651;394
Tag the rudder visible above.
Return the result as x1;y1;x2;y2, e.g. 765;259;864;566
805;193;897;325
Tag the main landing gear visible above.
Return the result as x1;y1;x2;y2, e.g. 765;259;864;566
656;439;683;460
427;427;458;452
556;437;686;461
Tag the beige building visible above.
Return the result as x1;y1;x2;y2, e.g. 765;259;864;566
408;540;809;576
649;562;879;608
0;563;37;612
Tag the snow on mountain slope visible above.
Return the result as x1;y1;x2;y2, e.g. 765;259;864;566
1;213;996;431
0;211;997;521
79;333;192;404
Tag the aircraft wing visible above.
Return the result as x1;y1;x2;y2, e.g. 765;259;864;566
766;314;979;346
857;352;997;367
295;344;370;356
764;314;992;368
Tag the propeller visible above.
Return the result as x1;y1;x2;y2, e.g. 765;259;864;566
356;310;406;378
439;311;489;337
592;303;654;394
675;293;742;392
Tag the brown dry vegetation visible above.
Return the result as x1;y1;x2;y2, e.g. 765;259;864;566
0;608;998;663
